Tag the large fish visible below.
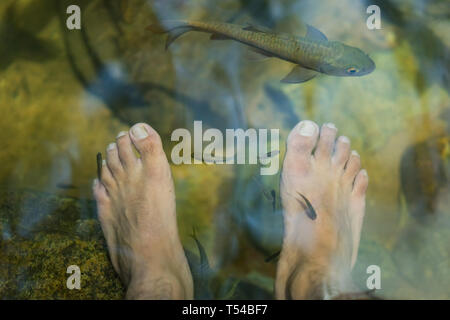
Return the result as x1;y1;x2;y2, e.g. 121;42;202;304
148;20;375;83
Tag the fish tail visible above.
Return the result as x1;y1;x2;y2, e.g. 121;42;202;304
147;20;195;50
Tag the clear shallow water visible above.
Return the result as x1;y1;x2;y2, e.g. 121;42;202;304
0;0;449;299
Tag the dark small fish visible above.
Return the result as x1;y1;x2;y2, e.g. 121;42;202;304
189;227;215;299
297;193;317;220
265;250;281;263
258;150;280;161
190;228;211;275
270;189;276;212
252;176;277;212
191;150;235;164
96;152;102;180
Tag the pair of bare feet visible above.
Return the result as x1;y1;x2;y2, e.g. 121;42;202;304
93;120;368;300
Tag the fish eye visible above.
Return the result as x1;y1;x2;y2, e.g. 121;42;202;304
346;67;359;74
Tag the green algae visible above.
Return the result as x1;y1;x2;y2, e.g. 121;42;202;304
0;0;449;299
0;188;124;299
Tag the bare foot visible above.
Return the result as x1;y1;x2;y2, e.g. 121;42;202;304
93;123;193;299
275;120;369;299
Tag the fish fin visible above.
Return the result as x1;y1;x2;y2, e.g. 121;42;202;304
306;24;328;41
147;21;193;49
265;250;281;263
243;47;273;61
210;33;232;40
244;49;271;61
281;66;318;83
243;23;271;34
165;27;192;49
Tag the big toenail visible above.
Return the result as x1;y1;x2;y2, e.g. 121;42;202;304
352;150;359;157
116;131;127;138
298;121;316;136
339;136;350;144
107;143;116;151
326;123;336;129
132;125;149;140
362;169;368;177
102;159;106;166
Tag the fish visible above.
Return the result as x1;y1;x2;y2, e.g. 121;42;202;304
96;152;102;181
270;189;277;212
148;20;375;83
252;176;277;212
265;250;281;263
258;150;280;161
191;149;236;164
191;228;210;273
297;192;317;220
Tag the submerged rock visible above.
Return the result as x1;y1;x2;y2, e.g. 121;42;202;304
0;188;124;299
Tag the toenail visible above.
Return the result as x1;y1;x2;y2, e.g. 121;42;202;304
325;123;336;129
107;143;116;151
116;131;127;139
298;121;316;136
132;125;149;140
352;150;359;157
362;169;368;177
102;159;106;166
339;136;350;144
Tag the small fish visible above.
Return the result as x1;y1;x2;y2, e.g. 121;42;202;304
96;152;102;180
258;150;280;161
190;228;211;276
191;150;235;164
297;192;317;220
148;20;375;83
265;250;281;263
252;176;277;212
270;189;277;212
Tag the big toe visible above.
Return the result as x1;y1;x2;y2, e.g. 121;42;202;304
129;123;164;162
284;120;319;173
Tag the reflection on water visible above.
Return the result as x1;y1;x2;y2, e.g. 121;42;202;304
0;0;449;299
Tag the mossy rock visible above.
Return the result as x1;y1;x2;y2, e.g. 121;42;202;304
0;188;125;299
